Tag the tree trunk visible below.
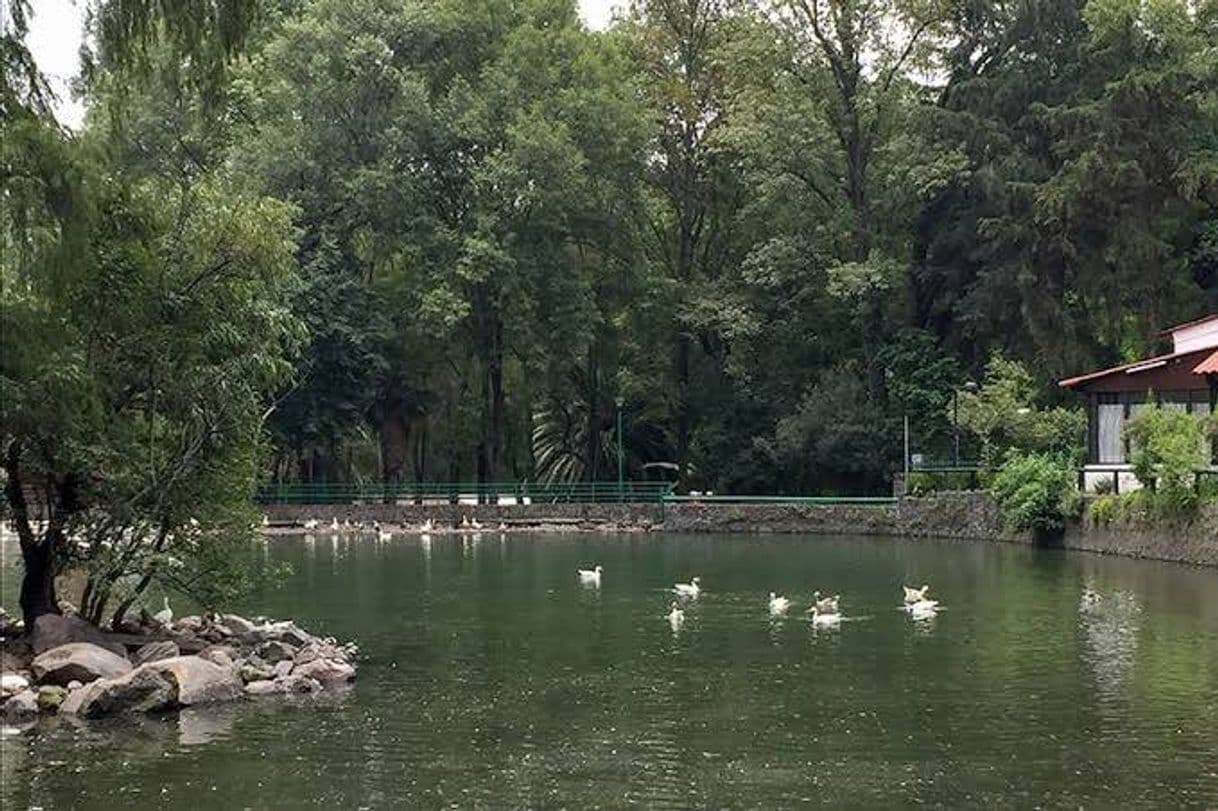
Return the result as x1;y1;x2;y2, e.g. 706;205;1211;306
4;444;63;629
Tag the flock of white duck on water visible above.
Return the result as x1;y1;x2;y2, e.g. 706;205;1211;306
573;565;944;632
294;515;509;543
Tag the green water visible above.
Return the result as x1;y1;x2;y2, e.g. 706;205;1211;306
3;532;1217;808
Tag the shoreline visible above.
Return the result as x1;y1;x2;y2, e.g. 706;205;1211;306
258;494;1218;568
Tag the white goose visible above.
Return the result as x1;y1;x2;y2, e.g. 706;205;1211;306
667;601;685;630
673;577;701;598
903;584;930;605
420;518;434;532
302;518;319;530
471;518;484;530
812;590;840;613
461;515;471;529
768;592;791;615
908;599;939;621
577;565;603;586
153;596;173;626
809;605;841;628
330;517;341;531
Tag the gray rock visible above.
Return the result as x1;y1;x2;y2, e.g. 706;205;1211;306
2;690;39;720
292;658;356;684
31;643;132;686
66;655;242;718
257;622;313;647
197;647;236;670
132;641;180;666
272;659;293;679
255;640;297;663
30;614;126;657
1;672;31;696
66;680;83;690
174;616;203;633
244;674;321;696
239;663;274;684
219;614;257;635
36;684;68;711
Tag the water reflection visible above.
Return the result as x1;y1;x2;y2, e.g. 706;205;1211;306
1080;589;1141;700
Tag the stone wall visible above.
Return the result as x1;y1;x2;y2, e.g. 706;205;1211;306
263;495;1218;566
1063;503;1218;566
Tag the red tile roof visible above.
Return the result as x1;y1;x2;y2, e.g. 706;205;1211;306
1194;349;1218;375
1059;347;1213;389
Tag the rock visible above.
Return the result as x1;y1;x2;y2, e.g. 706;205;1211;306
255;640;297;664
2;690;38;720
197;646;236;670
67;680;83;690
66;656;242;718
293;658;356;684
243;679;281;696
30;614;127;657
256;621;313;648
31;643;133;686
1;673;30;696
239;663;274;684
132;641;180;666
0;646;32;672
272;659;293;679
219;614;257;635
174;616;203;633
36;685;68;712
244;674;321;696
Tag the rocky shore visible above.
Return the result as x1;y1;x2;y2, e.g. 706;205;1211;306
1;611;356;727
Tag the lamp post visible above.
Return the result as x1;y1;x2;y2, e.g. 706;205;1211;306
954;381;978;465
615;396;625;502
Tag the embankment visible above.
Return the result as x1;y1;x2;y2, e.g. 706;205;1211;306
262;495;1218;566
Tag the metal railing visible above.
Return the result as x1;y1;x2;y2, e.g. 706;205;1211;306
661;494;898;506
254;480;676;505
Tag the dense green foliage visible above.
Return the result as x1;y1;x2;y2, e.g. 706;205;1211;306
3;0;1218;623
1121;403;1217;511
989;452;1079;533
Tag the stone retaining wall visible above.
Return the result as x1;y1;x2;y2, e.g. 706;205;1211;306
263;495;1218;566
1063;503;1218;567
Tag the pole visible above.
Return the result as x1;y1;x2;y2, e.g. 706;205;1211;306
616;403;624;502
903;414;910;483
953;389;960;466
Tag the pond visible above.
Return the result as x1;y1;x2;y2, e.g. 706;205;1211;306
3;532;1217;808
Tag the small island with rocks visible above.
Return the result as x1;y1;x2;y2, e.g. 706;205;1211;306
1;609;356;725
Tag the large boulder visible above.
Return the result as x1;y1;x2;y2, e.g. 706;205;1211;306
219;614;257;635
132;641;180;666
2;690;39;720
31;615;126;657
293;658;355;684
255;640;297;664
31;643;132;686
64;656;242;718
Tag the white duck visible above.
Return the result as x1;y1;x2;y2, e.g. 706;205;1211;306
461;515;471;529
674;577;701;598
768;592;791;615
908;599;940;621
812;591;840;613
471;518;484;530
330;517;341;531
420;518;434;532
153;596;173;626
303;518;319;530
577;565;603;586
667;601;685;630
809;605;841;628
903;584;930;605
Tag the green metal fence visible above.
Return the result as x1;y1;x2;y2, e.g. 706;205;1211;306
660;494;898;506
254;480;677;505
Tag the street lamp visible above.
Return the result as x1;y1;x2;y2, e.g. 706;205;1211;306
954;381;978;465
615;396;625;501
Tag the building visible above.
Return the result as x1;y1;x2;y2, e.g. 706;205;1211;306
1059;314;1218;492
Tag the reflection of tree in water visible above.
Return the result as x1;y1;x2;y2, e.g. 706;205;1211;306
1080;591;1141;700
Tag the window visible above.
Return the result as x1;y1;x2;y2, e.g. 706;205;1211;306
1097;402;1124;463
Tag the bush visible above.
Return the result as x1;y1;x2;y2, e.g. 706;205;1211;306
1123;403;1214;512
906;470;981;494
1086;493;1120;526
988;452;1079;533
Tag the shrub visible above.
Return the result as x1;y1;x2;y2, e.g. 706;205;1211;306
1086;493;1120;526
988;451;1079;533
1123;403;1213;512
906;470;981;495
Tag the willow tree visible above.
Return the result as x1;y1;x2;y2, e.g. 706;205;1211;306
1;1;301;629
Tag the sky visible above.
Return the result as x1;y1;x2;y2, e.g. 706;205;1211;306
26;0;624;129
